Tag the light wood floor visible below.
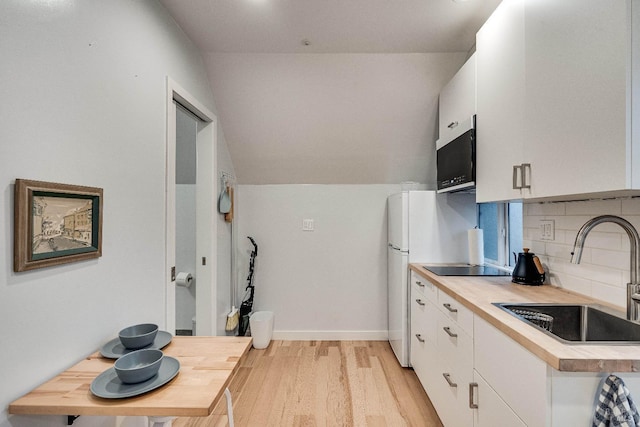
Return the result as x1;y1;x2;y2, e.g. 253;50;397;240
174;340;443;427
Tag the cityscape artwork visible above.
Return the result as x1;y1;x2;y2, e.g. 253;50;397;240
14;179;103;272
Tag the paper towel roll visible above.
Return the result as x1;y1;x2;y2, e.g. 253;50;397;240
176;272;193;287
468;229;485;266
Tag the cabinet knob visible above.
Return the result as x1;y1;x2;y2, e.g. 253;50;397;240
447;121;459;129
443;373;457;388
443;303;458;313
416;280;424;287
469;382;479;409
415;333;425;343
415;298;426;306
443;326;458;338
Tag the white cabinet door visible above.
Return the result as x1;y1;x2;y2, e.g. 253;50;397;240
523;0;628;199
472;371;526;427
436;310;473;427
475;0;525;203
439;54;476;144
474;316;548;427
410;293;438;389
476;0;636;203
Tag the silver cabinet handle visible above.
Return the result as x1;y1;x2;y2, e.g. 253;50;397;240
443;326;458;338
521;163;532;189
512;164;522;189
442;303;458;313
415;333;425;343
415;280;424;287
469;382;479;409
447;121;459;129
415;298;426;306
443;373;457;388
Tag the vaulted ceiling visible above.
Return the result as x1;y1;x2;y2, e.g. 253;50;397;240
161;0;501;184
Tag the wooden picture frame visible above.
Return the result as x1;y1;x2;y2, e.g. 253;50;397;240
14;179;103;272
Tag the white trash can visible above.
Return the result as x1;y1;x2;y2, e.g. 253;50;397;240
249;311;274;349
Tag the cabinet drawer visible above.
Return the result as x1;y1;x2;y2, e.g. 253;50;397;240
435;310;474;427
437;311;473;379
411;272;437;304
410;320;437;391
411;288;437;346
436;357;474;427
437;290;473;337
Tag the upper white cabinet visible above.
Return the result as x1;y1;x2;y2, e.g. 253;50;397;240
475;0;525;202
439;53;476;144
476;0;635;203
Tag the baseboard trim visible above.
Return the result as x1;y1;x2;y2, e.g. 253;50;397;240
271;330;388;341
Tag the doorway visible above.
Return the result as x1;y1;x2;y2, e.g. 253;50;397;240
174;104;199;335
166;78;217;336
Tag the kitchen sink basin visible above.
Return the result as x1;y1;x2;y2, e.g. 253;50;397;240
494;303;640;345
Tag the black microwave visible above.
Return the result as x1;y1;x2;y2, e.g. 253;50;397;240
436;115;476;193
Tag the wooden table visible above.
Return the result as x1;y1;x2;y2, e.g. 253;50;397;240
9;336;252;426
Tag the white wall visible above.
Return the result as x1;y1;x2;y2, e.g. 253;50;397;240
235;184;404;339
0;1;229;425
523;198;640;310
205;53;467;185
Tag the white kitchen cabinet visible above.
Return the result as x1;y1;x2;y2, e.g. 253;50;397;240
410;282;437;378
410;280;475;427
472;371;526;427
476;0;637;203
439;53;476;145
436;309;474;427
474;316;548;426
475;0;525;202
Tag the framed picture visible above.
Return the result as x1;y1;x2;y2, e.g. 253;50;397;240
14;179;103;272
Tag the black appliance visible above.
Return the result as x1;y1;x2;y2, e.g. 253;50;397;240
423;265;511;277
512;248;545;286
436;115;476;193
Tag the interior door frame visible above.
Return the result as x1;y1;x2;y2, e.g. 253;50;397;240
166;77;217;335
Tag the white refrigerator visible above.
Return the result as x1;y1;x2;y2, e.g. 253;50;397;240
387;190;476;367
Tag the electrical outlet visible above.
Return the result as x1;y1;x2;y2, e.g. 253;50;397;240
302;219;314;231
540;220;555;241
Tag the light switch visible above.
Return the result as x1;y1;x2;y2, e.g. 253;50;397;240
302;219;314;231
540;220;555;241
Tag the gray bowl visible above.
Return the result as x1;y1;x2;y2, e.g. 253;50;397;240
114;349;164;384
118;323;158;349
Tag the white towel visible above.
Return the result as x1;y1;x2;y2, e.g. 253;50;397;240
593;375;640;427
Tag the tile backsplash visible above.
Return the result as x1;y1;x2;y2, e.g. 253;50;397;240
523;197;640;309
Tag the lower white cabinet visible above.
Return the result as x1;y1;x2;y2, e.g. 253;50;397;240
410;279;475;426
410;282;437;393
472;371;526;427
473;316;547;426
409;274;640;426
409;278;546;426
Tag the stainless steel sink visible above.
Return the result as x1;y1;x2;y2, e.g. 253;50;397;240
494;303;640;345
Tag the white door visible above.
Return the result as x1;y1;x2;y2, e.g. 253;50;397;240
174;105;199;334
166;78;218;336
388;246;409;367
387;192;407;250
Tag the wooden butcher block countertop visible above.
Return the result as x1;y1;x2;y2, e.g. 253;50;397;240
409;263;640;373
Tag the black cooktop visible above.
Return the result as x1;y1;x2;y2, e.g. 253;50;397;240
423;265;511;277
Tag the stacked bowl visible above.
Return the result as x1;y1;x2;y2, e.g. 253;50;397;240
115;323;162;384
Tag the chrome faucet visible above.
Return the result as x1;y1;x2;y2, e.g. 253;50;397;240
570;215;640;321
